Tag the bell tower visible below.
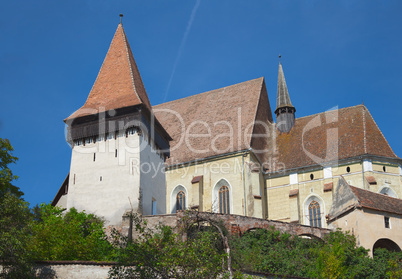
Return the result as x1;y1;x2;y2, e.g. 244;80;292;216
275;57;296;133
64;20;171;225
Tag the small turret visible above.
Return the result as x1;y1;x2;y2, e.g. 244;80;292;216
275;57;295;133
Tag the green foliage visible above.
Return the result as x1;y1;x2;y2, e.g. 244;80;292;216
0;192;35;278
1;138;401;278
231;227;402;279
231;227;316;277
0;138;22;198
108;213;229;279
0;138;35;278
29;204;113;261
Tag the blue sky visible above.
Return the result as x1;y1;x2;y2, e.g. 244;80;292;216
1;1;401;206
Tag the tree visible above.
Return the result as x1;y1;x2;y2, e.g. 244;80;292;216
108;212;229;279
29;204;113;261
0;192;35;278
231;227;402;279
230;227;317;277
0;138;34;278
0;138;22;198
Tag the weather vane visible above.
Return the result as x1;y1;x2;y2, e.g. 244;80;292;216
120;14;123;24
279;54;281;63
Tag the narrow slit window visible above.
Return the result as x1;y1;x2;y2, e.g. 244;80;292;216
384;216;390;228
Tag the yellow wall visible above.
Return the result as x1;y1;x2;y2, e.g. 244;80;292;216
265;162;402;229
329;209;402;256
165;152;264;218
166;156;401;231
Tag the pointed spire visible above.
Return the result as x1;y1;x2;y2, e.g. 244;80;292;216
66;23;152;120
275;58;296;133
275;60;294;113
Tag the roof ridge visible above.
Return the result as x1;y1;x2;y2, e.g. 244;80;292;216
120;24;143;109
362;105;397;158
249;77;266;146
294;104;365;121
82;28;117;108
362;105;367;153
349;184;402;201
154;77;264;108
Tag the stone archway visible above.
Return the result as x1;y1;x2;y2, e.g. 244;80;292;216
373;238;401;253
297;233;324;241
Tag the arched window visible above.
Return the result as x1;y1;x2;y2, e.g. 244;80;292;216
308;200;322;228
176;191;185;211
379;187;398;198
219;186;230;214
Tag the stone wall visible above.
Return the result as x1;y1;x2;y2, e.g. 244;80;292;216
29;263;307;279
122;211;330;239
35;261;113;279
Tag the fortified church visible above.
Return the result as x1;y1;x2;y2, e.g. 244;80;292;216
53;22;402;254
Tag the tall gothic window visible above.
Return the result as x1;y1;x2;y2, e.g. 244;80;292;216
176;191;185;211
308;200;321;228
219;186;230;214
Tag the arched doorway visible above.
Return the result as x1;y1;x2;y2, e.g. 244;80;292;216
373;238;401;253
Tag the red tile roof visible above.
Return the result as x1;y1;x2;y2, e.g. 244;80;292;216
66;24;152;121
349;185;402;215
324;182;333;192
289;189;299;197
366;176;377;185
155;80;397;167
191;176;203;184
273;105;397;171
154;77;273;165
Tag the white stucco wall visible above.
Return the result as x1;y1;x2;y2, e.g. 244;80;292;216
138;134;167;216
66;129;167;225
67;132;141;226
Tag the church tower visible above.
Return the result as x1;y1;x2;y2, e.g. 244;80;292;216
64;21;171;225
275;59;296;133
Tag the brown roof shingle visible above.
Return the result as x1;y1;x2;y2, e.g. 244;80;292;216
154;77;273;165
273;105;397;171
66;24;152;121
366;176;377;185
349;185;402;215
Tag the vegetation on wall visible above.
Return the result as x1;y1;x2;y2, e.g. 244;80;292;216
108;212;402;279
0;137;401;278
232;227;402;278
108;213;232;279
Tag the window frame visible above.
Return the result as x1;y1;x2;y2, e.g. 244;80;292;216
176;190;186;211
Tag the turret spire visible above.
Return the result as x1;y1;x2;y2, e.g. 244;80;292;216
65;23;152;121
275;58;296;133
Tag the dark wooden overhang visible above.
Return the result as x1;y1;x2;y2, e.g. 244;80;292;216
65;104;171;157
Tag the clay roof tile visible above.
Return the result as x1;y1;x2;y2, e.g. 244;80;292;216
349;185;402;215
273;105;397;171
65;24;152;121
154;77;272;165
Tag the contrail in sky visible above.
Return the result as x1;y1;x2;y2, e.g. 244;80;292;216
163;0;201;102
